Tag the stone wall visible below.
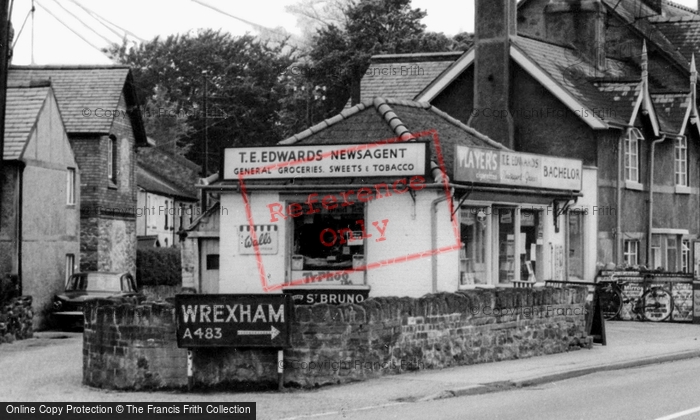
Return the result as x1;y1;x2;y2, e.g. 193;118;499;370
83;287;590;390
0;296;34;344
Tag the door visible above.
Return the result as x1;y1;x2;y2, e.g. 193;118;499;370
199;239;220;293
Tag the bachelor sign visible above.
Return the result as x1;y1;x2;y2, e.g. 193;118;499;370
453;146;582;191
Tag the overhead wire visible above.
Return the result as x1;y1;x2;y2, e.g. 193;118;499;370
68;0;145;43
33;0;111;58
48;0;115;45
11;6;32;49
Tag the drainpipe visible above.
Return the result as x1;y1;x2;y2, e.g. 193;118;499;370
647;135;667;265
17;164;24;295
616;131;624;264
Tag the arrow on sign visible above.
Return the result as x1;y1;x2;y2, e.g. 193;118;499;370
237;326;280;340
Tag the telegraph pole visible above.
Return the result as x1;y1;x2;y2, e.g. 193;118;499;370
201;71;208;211
0;0;12;228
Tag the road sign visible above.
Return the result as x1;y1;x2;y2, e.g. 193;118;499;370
175;294;291;348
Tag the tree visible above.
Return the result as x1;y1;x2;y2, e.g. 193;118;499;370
141;85;193;156
105;29;296;173
302;0;474;124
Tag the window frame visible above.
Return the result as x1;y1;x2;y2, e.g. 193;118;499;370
623;240;639;266
107;136;118;183
675;136;689;187
625;129;643;183
65;254;75;285
66;168;76;205
682;239;691;273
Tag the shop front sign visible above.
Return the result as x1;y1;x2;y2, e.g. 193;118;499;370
175;294;291;348
223;142;428;180
454;146;582;191
239;225;278;255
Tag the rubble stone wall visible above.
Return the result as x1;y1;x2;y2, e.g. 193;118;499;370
83;287;591;390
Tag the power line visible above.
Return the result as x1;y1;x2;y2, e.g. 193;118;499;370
11;6;32;49
48;0;115;45
68;0;145;43
34;0;111;58
190;0;305;48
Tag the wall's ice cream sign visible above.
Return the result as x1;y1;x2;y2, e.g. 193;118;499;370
454;146;582;191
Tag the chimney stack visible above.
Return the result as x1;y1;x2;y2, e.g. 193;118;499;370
545;0;606;71
469;0;517;149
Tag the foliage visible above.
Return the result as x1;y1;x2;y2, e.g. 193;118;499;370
141;85;193;156
136;247;181;287
105;29;296;172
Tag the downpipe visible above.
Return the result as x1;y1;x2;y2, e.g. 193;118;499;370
647;135;667;264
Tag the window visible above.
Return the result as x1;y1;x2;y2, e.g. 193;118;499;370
292;201;365;271
568;212;584;279
206;254;220;270
625;129;642;182
460;207;488;285
623;240;639;266
675;137;688;186
682;240;690;273
65;254;75;283
667;237;678;272
66;168;76;205
107;136;117;182
164;201;169;230
651;235;662;270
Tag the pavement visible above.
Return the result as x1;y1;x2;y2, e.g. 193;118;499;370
264;321;700;420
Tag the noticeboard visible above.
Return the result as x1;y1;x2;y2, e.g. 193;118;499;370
175;294;291;348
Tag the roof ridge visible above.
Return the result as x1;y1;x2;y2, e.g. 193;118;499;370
370;51;465;62
661;0;699;15
10;64;130;70
372;97;418;141
278;99;373;145
649;15;700;22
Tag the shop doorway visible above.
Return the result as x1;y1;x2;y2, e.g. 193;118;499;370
494;207;516;284
199;239;220;293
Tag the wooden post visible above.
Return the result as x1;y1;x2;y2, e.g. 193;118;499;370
187;349;193;390
277;349;284;391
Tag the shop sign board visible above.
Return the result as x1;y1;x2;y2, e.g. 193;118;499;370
239;225;278;255
454;146;583;191
283;288;370;305
222;142;428;180
175;294;291;348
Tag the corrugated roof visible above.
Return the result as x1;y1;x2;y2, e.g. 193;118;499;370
8;65;132;134
3;86;50;160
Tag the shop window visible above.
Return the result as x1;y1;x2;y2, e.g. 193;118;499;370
675;137;688;187
568;212;584;279
206;254;220;270
623;240;639;266
650;235;662;270
625;129;642;182
497;208;516;283
292;202;365;270
66;168;76;205
667;237;677;272
460;207;487;285
519;209;541;281
682;240;690;273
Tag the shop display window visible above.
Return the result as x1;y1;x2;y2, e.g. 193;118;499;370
460;207;487;285
497;208;516;283
292;202;365;270
519;209;541;281
568;212;584;279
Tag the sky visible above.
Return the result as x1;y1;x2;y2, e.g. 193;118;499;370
7;0;700;66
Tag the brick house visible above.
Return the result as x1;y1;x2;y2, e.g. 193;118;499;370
354;0;700;275
1;83;80;327
135;145;200;248
8;66;149;275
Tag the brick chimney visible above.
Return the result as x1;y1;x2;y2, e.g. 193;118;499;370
469;0;517;149
545;0;606;71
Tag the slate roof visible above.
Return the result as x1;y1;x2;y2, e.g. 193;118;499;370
3;86;51;160
137;166;198;201
651;92;693;134
650;16;700;62
594;81;643;125
360;52;463;102
280;97;506;180
7;65;147;145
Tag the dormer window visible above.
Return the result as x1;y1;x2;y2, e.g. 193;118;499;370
107;136;118;183
625;128;643;183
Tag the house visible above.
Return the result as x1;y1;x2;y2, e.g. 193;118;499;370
135;145;201;248
353;0;700;276
192;97;584;297
8;65;150;275
0;83;80;327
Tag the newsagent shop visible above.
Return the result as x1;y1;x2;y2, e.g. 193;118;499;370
191;99;595;300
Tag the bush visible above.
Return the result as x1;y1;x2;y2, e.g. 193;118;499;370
0;274;20;306
136;247;182;287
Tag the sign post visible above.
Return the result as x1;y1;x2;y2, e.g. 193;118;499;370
175;294;292;390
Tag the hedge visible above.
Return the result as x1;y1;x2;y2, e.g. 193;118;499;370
136;247;181;287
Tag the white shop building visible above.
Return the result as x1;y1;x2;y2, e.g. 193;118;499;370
188;98;595;300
